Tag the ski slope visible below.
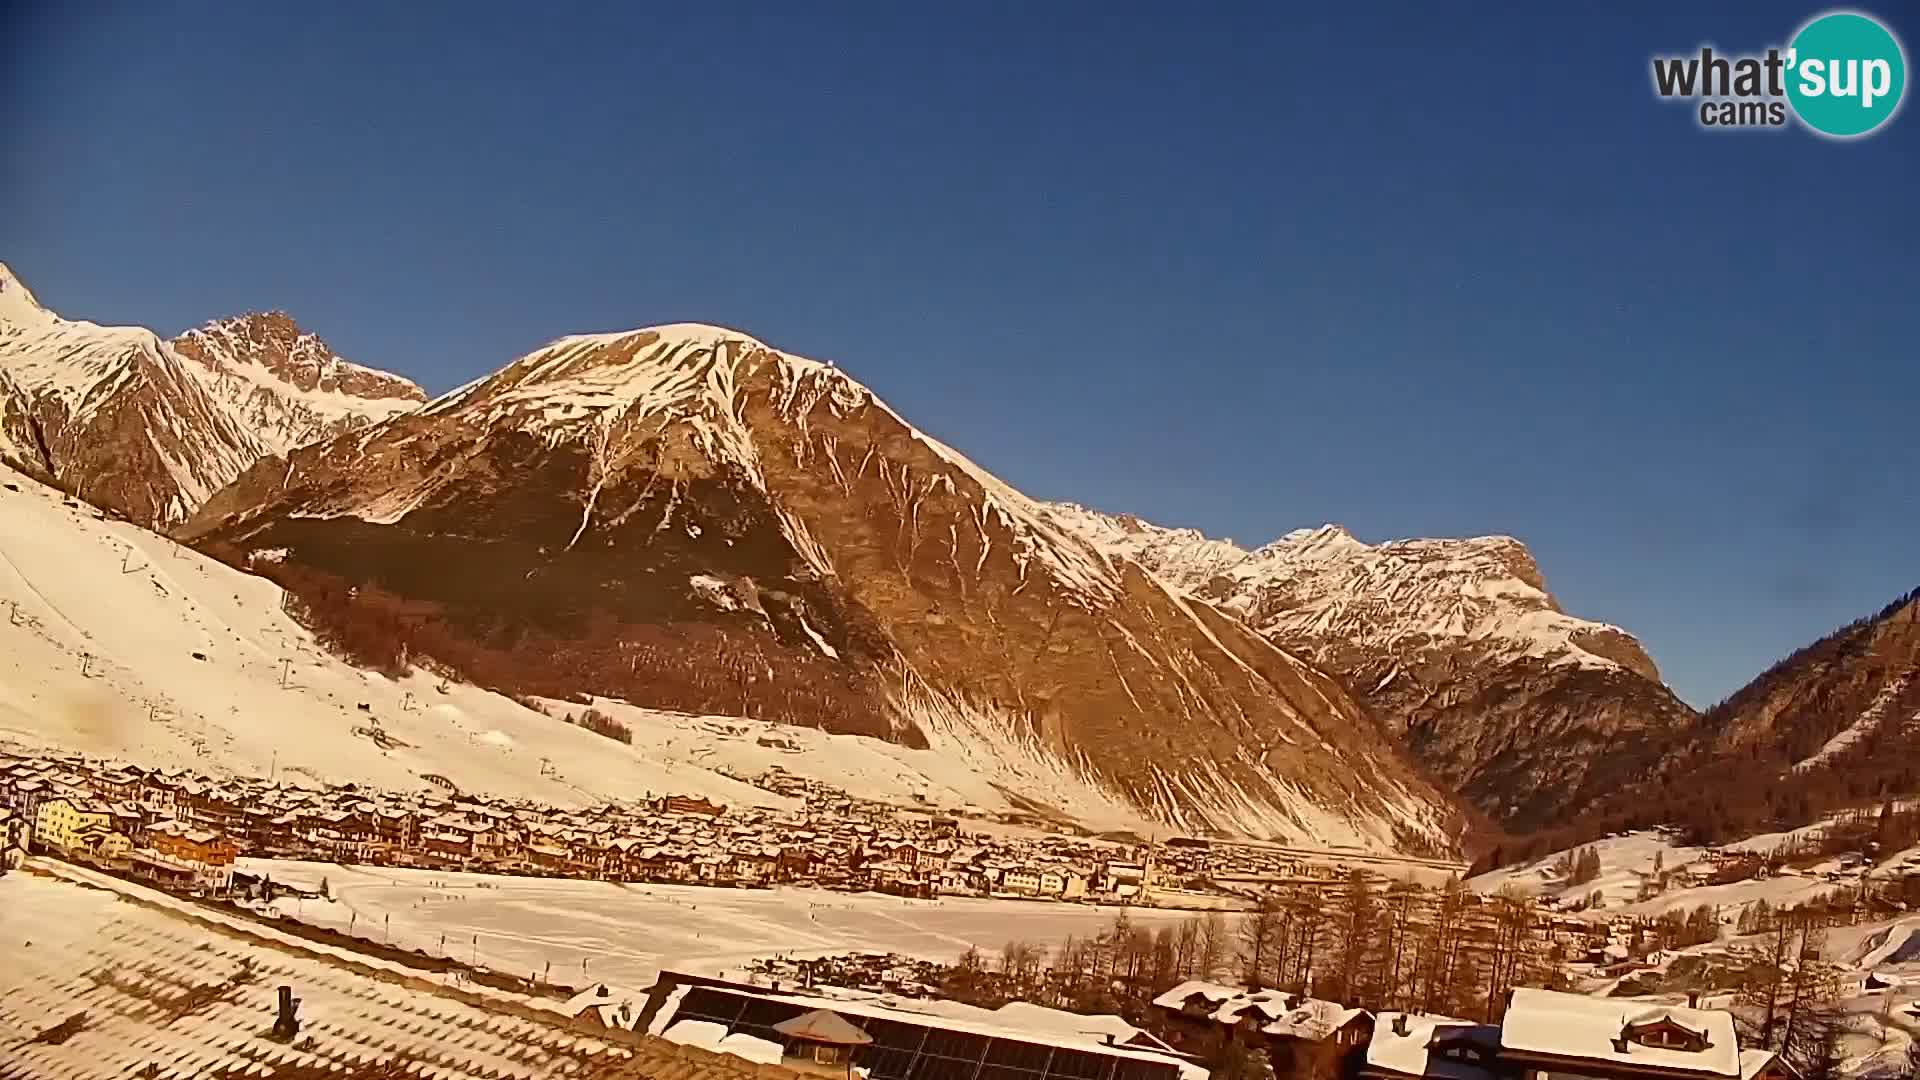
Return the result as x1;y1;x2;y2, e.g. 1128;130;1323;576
0;464;1035;814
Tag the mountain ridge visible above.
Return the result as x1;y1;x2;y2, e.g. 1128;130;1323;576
0;264;423;527
172;310;426;453
180;322;1469;851
1041;501;1699;832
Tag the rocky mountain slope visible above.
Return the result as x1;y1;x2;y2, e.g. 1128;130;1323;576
0;264;422;528
1703;586;1920;785
1044;503;1699;832
180;324;1469;850
0;263;269;527
172;312;426;453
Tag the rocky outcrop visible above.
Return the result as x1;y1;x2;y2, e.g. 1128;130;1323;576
172;312;425;453
1705;587;1920;775
1047;505;1699;832
0;265;426;528
0;263;269;527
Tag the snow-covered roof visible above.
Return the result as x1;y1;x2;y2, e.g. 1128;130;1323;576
1499;988;1740;1077
718;1031;786;1064
1366;1013;1499;1080
663;1018;732;1051
1261;997;1368;1040
988;1001;1177;1053
693;985;1205;1080
1151;979;1242;1010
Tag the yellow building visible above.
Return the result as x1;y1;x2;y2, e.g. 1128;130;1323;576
34;796;115;853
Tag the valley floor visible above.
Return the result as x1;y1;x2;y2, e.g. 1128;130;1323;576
242;858;1201;993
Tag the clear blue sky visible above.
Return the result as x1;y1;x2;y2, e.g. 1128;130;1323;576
4;3;1914;707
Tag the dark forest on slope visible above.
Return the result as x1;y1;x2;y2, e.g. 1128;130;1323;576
1475;585;1920;871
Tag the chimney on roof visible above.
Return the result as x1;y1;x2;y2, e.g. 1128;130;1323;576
271;985;302;1041
1687;991;1700;1008
1105;1034;1117;1046
1392;1015;1410;1037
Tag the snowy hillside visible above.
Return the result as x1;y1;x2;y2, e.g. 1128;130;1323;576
1471;824;1920;1077
1470;823;1920;922
0;461;1127;819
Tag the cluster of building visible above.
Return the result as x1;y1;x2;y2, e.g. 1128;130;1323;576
0;750;1335;903
566;967;1800;1080
0;742;1477;914
2;754;243;890
1150;981;1801;1080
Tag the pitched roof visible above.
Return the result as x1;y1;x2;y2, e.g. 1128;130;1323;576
774;1008;874;1045
1500;989;1740;1078
1366;1013;1500;1080
1150;979;1241;1010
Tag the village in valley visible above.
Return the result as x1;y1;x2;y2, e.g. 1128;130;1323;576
8;0;1920;1075
5;738;1919;1080
0;744;1456;901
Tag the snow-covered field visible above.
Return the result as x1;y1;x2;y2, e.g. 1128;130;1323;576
0;464;1083;819
246;858;1200;991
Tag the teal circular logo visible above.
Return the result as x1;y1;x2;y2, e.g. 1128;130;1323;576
1786;11;1907;137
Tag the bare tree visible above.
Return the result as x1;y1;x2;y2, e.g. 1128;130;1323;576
1196;911;1231;981
1239;892;1284;989
1779;926;1842;1071
1322;870;1378;1006
1174;917;1201;978
1738;915;1795;1045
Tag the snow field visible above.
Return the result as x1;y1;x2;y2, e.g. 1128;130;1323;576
245;858;1202;993
0;463;1073;820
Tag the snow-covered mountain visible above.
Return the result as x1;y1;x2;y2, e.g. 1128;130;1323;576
181;324;1468;852
0;263;269;527
0;264;424;528
172;312;426;453
1043;503;1699;832
0;460;1040;816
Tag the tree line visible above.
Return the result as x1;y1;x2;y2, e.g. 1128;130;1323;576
941;872;1560;1030
208;546;902;739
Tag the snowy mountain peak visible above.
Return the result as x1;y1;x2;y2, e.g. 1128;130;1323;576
0;261;53;327
0;264;429;526
0;265;268;526
1264;523;1365;559
172;311;425;454
175;311;425;400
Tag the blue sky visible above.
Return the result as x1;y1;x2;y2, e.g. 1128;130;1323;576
4;3;1914;706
